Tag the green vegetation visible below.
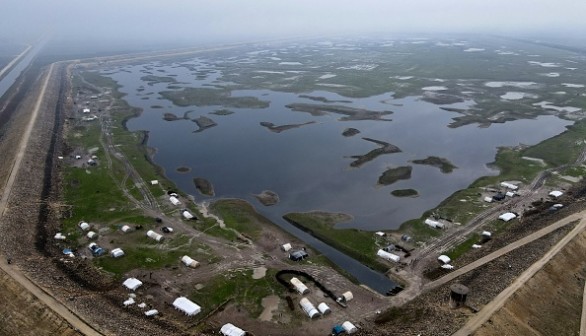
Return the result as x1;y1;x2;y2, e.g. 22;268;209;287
391;189;419;197
286;103;392;121
350;138;402;167
378;166;412;185
523;120;586;166
140;75;177;84
283;212;390;273
412;156;457;173
160;87;269;108
193;177;214;196
190;268;284;317
444;234;479;260
210;199;268;240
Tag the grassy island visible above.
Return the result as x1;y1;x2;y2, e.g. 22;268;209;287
412;156;457;173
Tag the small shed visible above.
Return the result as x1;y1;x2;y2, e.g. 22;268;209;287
123;278;143;291
146;230;164;242
173;297;201;316
182;210;194;220
281;243;292;252
342;321;357;334
121;225;131;233
498;212;517;222
79;221;90;231
438;255;451;264
549;190;564;198
220;323;246;336
341;291;353;302
290;277;310;294
169;196;181;206
111;248;125;258
181;255;200;268
289;250;308;261
483;196;493;203
144;309;158;317
317;302;331;315
86;231;97;239
299;298;320;319
377;249;400;262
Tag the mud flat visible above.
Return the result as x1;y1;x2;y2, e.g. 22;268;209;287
259;121;315;133
285;102;393;121
412;156;457;173
193;116;217;132
378;166;412;185
349;137;402;167
254;190;280;206
160;87;270;108
193;177;214;196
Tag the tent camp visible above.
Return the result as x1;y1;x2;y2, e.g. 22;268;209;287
299;298;320;318
290;277;310;294
377;249;400;262
169;196;181;206
182;210;194;220
181;255;200;268
318;302;332;315
173;297;201;316
342;321;357;334
111;248;125;258
498;212;517;222
123;278;143;291
147;230;164;242
220;323;246;336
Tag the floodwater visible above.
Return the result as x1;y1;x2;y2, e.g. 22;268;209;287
103;59;572;294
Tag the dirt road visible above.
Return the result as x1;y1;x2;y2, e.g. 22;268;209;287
0;63;102;336
0;44;31;80
452;214;586;336
425;211;582;290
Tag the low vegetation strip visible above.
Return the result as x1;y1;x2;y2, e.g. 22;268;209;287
283;212;389;273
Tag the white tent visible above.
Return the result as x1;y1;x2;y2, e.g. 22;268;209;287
146;230;164;242
169;196;181;206
482;231;492;237
281;243;292;252
182;211;194;220
144;309;158;317
121;225;131;233
483;196;493;203
341;291;353;302
290;277;310;294
299;298;320;318
220;323;246;336
111;248;125;258
79;221;90;231
549;190;563;198
123;298;135;307
500;182;518;190
375;231;385;237
181;255;200;268
150;180;159;185
498;212;517;222
438;255;451;264
553;204;564;208
317;302;331;315
173;297;201;316
82;108;90;113
138;303;147;309
86;231;97;239
377;249;400;262
425;218;444;229
472;244;482;249
342;321;357;334
505;191;517;197
122;278;143;291
441;264;455;270
54;233;66;240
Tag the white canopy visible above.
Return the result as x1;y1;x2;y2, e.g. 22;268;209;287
86;231;97;239
472;244;482;249
438;255;451;264
441;264;455;270
169;196;181;205
220;323;246;336
123;298;135;307
482;231;492;237
182;211;194;220
500;182;518;190
147;230;164;242
375;231;385;237
144;309;158;317
342;321;357;334
173;297;201;316
79;222;90;231
111;248;125;258
425;218;444;229
181;255;200;268
483;196;493;203
317;302;331;315
342;291;353;302
290;277;309;294
498;212;517;222
377;249;400;262
549;190;563;198
54;233;66;240
121;225;131;233
505;191;516;197
299;298;320;318
122;278;143;291
281;243;292;252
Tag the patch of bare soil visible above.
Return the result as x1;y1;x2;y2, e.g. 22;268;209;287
474;230;586;336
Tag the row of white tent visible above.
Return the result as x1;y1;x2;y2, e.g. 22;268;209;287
377;249;400;263
299;298;332;318
424;218;445;229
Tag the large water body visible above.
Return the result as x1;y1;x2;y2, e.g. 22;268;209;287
0;43;44;99
103;60;571;294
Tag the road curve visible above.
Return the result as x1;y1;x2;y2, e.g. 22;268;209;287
0;63;103;336
452;215;586;336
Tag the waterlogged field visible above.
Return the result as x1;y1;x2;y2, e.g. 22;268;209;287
99;35;585;231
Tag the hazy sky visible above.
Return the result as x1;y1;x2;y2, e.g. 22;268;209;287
2;0;585;45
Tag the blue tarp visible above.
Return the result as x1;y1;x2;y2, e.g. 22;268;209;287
332;325;345;335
